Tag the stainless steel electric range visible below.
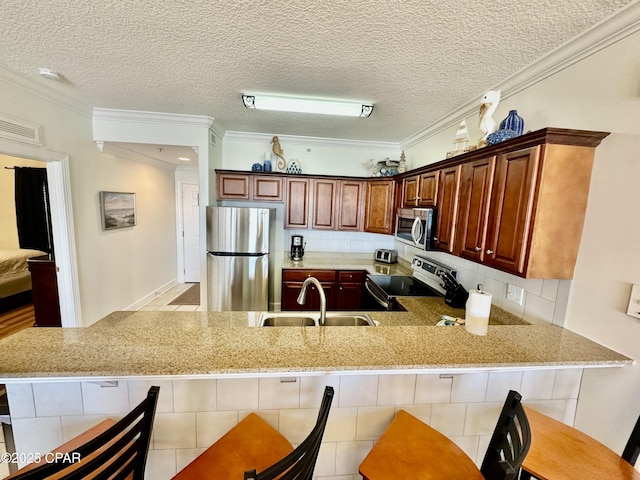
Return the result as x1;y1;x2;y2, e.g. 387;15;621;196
364;256;459;311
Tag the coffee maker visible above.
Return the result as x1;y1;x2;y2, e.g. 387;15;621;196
290;235;305;261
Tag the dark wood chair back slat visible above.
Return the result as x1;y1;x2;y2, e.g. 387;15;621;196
9;386;160;480
480;390;531;480
244;386;334;480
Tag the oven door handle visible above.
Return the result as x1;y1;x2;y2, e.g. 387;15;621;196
411;217;423;246
365;279;390;310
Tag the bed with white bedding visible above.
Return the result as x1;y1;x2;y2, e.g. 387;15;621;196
0;248;47;311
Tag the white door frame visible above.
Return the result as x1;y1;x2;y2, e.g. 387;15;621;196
0;139;81;327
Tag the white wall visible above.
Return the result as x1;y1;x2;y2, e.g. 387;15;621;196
222;131;400;177
403;23;640;452
0;73;180;326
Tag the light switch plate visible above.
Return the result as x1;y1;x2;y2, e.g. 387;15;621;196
506;284;524;305
627;284;640;319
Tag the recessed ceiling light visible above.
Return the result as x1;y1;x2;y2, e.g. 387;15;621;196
242;94;374;118
37;67;62;80
178;157;191;162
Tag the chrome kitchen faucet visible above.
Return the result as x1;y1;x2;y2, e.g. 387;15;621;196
297;277;326;326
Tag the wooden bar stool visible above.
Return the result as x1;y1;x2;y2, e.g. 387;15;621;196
7;386;159;480
520;406;640;480
359;390;530;480
173;385;334;480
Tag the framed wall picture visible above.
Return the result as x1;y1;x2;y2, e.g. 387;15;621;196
100;191;136;230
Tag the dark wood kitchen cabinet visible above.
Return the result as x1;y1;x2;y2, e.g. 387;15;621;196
434;165;461;253
27;255;61;327
483;146;540;275
281;269;336;311
310;179;337;230
335;270;366;310
285;178;310;228
453;140;602;278
402;171;439;208
455;156;496;262
281;269;366;311
217;172;250;200
216;172;283;202
364;179;395;234
336;180;364;231
252;175;283;201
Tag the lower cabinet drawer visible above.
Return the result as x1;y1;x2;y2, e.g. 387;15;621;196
282;269;337;282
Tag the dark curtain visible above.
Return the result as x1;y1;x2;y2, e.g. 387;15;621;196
14;167;54;254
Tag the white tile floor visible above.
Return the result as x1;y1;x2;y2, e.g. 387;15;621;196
136;284;203;312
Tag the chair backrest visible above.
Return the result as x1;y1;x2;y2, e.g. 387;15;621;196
11;385;160;480
244;385;335;480
480;390;531;480
622;412;640;465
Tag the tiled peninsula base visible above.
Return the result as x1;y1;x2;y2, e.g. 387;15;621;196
6;368;583;480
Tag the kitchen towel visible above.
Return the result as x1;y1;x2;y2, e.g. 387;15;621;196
465;288;492;336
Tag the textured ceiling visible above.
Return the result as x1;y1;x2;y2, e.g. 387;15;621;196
0;0;635;143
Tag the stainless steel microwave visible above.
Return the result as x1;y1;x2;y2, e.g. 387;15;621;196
395;208;437;250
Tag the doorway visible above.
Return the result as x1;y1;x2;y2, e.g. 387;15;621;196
0;141;81;328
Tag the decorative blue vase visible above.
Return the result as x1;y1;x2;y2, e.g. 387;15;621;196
499;110;524;136
263;160;272;172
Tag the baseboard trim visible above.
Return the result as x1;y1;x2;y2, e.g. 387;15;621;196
125;278;178;311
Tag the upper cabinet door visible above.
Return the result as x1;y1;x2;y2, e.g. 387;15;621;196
417;171;439;207
401;175;419;208
285;178;310;229
364;179;395;235
456;157;496;262
253;176;283;202
217;173;250;200
434;166;461;253
337;180;364;231
310;179;337;230
484;146;540;274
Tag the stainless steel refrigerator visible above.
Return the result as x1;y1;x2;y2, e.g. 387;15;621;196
206;206;270;311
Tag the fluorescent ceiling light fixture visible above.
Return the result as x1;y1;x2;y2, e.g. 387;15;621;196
242;94;373;117
178;157;191;162
37;67;62;80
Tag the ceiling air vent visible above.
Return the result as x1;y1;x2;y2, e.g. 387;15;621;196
0;114;42;146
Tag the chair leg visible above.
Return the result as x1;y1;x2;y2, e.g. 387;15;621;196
519;470;534;480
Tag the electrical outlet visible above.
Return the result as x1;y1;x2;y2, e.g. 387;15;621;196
506;284;524;305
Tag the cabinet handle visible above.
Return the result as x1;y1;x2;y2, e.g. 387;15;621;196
487;249;494;255
475;247;481;252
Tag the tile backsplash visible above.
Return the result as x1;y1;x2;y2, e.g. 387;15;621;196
285;230;394;254
7;369;583;479
395;241;571;327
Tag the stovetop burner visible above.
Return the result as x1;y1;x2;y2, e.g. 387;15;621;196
366;275;441;297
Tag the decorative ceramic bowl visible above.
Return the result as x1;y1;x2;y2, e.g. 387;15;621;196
487;129;518;145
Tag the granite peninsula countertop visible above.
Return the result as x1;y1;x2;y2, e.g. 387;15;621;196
0;296;632;380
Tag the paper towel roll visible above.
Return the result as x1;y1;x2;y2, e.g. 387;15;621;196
465;289;492;336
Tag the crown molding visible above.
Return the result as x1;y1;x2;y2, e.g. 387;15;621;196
401;1;640;149
92;108;215;129
224;130;400;151
98;142;177;172
0;64;92;118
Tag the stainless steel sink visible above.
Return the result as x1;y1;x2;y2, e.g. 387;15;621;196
257;312;376;327
322;314;376;326
260;316;317;327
